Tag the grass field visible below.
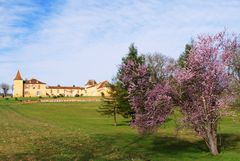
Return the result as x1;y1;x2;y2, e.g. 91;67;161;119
0;98;240;161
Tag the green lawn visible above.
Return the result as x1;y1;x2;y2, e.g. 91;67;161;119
0;99;239;161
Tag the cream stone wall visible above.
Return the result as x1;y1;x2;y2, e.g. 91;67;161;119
84;87;98;96
83;86;110;96
46;88;81;97
24;84;47;97
97;87;111;97
13;80;24;97
13;82;110;98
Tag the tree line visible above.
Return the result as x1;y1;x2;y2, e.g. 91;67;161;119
98;31;240;155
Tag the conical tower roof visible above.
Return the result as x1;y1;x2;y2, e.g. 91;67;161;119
14;70;23;80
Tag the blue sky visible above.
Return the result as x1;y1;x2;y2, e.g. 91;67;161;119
0;0;240;86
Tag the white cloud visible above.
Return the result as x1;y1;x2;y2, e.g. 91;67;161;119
0;0;240;86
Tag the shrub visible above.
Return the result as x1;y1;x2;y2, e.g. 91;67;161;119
59;94;64;97
75;94;80;97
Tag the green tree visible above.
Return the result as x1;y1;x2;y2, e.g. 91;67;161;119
0;83;10;97
229;49;240;93
98;83;119;126
228;48;240;105
145;53;175;84
98;80;133;126
118;43;145;77
99;44;145;123
177;43;193;68
117;44;144;119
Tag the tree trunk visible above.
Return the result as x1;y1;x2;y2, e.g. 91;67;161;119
207;127;219;155
113;107;117;126
203;97;219;155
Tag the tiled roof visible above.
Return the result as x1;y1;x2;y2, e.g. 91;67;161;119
25;78;46;84
47;86;83;90
14;70;23;80
85;80;97;86
97;80;109;89
85;80;109;89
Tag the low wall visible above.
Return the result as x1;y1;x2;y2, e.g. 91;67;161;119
40;98;101;103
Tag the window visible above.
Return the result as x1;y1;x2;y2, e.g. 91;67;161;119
36;91;40;96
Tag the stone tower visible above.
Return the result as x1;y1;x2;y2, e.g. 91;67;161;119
13;70;24;97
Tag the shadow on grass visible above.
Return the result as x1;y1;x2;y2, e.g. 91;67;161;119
220;133;240;151
104;120;131;127
105;123;130;127
0;133;239;161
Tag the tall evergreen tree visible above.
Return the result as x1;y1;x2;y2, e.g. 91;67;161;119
98;83;119;126
116;43;145;119
118;43;145;77
177;43;193;68
99;44;144;124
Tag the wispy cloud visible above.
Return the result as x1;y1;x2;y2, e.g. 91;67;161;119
0;0;240;85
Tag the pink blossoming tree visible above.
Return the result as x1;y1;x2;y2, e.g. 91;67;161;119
120;60;172;134
175;32;238;155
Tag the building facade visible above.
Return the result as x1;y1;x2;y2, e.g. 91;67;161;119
13;70;110;97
